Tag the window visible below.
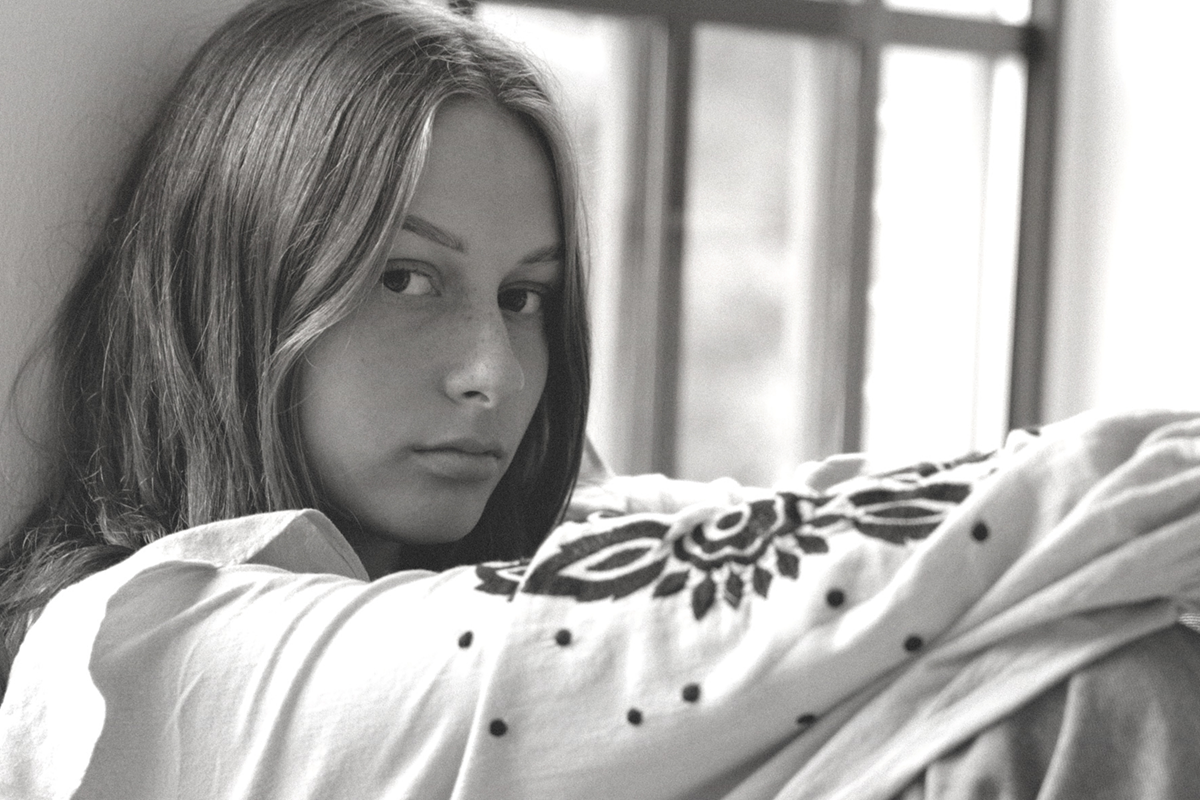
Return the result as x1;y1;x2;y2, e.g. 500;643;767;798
460;0;1060;480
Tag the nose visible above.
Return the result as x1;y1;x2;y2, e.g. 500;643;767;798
442;307;525;407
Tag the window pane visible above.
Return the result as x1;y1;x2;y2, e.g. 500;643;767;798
677;26;858;484
884;0;1030;24
863;47;1026;462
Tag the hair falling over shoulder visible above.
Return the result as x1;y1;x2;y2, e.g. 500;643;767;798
0;0;590;696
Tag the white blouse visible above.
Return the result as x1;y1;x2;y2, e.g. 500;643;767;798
3;409;1200;800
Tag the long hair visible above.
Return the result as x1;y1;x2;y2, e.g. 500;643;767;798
0;0;589;692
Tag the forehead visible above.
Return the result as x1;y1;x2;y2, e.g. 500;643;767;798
404;100;560;251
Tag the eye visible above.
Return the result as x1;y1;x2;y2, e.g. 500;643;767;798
498;286;546;316
380;265;435;296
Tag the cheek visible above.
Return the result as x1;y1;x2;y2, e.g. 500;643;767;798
296;317;408;479
296;332;356;482
516;325;551;412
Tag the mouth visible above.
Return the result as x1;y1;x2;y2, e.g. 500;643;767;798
415;437;505;459
411;439;505;482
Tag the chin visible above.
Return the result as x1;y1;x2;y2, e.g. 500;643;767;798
370;499;488;546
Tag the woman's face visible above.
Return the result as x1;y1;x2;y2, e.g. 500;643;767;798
299;100;561;576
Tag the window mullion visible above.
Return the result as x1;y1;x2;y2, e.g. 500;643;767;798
1007;0;1061;430
505;0;1027;55
650;13;693;476
884;8;1030;53
842;0;884;453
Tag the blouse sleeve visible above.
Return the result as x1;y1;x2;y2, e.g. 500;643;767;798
0;509;507;800
5;410;1200;800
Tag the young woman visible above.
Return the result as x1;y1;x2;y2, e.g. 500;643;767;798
0;0;589;683
4;1;1200;798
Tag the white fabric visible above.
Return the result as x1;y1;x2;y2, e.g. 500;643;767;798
2;409;1200;799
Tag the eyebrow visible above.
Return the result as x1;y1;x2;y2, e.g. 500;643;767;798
520;243;565;265
401;214;565;265
402;215;465;252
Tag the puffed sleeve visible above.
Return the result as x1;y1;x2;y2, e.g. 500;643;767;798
0;510;509;799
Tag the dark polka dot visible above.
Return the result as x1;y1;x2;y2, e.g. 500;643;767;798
904;635;924;653
458;631;473;648
554;629;572;646
488;719;507;737
627;708;643;725
682;683;701;703
796;713;817;728
825;589;845;608
971;522;990;542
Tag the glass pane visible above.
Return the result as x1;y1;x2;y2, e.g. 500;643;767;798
863;46;1026;463
476;4;654;473
677;25;858;484
885;0;1030;24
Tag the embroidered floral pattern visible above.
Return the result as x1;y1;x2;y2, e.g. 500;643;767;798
809;481;973;544
475;559;531;599
474;453;996;618
517;494;832;620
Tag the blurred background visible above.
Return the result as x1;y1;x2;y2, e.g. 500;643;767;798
3;0;1199;537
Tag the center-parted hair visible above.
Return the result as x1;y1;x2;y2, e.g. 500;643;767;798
0;0;590;690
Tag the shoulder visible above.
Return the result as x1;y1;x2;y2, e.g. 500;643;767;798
126;508;369;579
0;510;473;798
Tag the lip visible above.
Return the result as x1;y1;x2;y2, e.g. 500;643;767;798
416;437;505;458
412;439;505;482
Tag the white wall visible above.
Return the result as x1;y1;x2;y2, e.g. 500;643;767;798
1044;0;1200;421
0;0;245;536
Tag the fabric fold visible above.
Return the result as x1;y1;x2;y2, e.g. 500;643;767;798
3;411;1200;799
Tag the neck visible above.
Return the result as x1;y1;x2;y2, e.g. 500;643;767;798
324;508;463;578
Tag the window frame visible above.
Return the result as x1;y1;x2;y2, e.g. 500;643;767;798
460;0;1062;473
